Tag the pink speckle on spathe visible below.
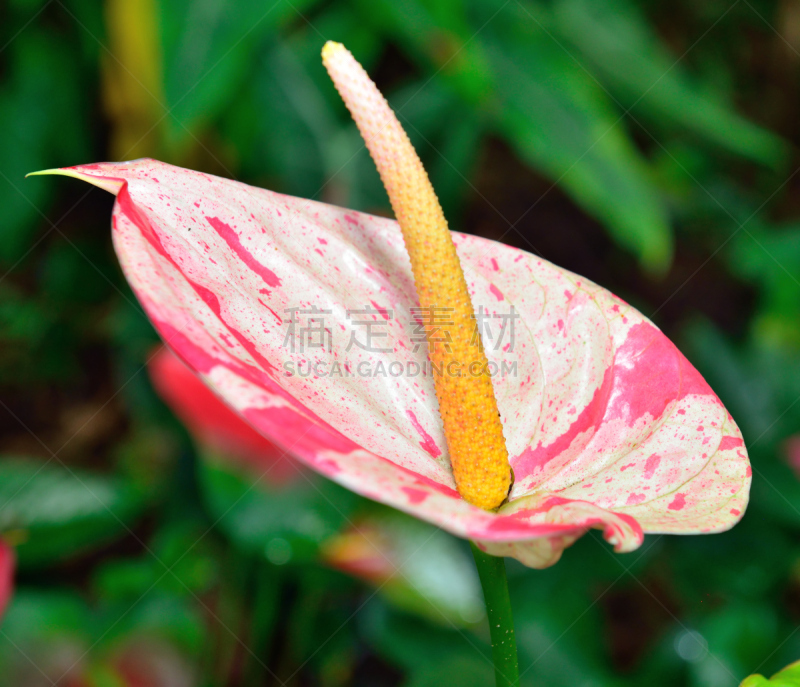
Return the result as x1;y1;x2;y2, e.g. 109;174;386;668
644;453;661;479
489;284;504;302
730;509;740;516
370;301;390;320
412;475;459;499
406;410;441;458
564;290;572;299
719;436;744;451
317;237;328;245
491;258;499;271
206;216;282;288
667;493;686;511
626;493;646;505
401;486;429;505
345;213;359;225
260;303;282;324
620;463;635;472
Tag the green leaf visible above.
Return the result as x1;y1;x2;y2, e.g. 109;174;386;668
480;6;672;272
552;0;786;168
157;0;324;149
198;458;358;563
406;656;494;687
0;458;145;567
0;588;206;680
242;43;336;197
361;599;492;677
741;661;800;686
1;29;91;263
730;225;800;347
698;603;781;680
682;320;780;444
0;590;93;643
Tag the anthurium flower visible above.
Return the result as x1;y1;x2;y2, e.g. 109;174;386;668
37;46;750;569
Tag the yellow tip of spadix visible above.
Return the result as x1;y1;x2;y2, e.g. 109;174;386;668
321;41;345;62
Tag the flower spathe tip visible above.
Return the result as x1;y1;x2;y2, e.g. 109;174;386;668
322;41;512;511
26;166;125;195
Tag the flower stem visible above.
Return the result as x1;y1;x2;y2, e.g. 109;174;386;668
470;542;520;687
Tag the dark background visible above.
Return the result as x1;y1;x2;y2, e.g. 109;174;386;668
1;0;800;685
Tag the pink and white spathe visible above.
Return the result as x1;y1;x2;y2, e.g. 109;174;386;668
52;159;750;568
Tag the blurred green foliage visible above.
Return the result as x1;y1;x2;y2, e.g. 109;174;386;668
1;0;800;685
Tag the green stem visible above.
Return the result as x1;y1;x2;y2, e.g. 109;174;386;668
470;542;520;687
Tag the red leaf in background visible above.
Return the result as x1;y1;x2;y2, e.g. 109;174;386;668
0;541;14;621
148;346;299;484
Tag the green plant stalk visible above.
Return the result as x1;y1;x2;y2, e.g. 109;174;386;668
470;542;520;687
